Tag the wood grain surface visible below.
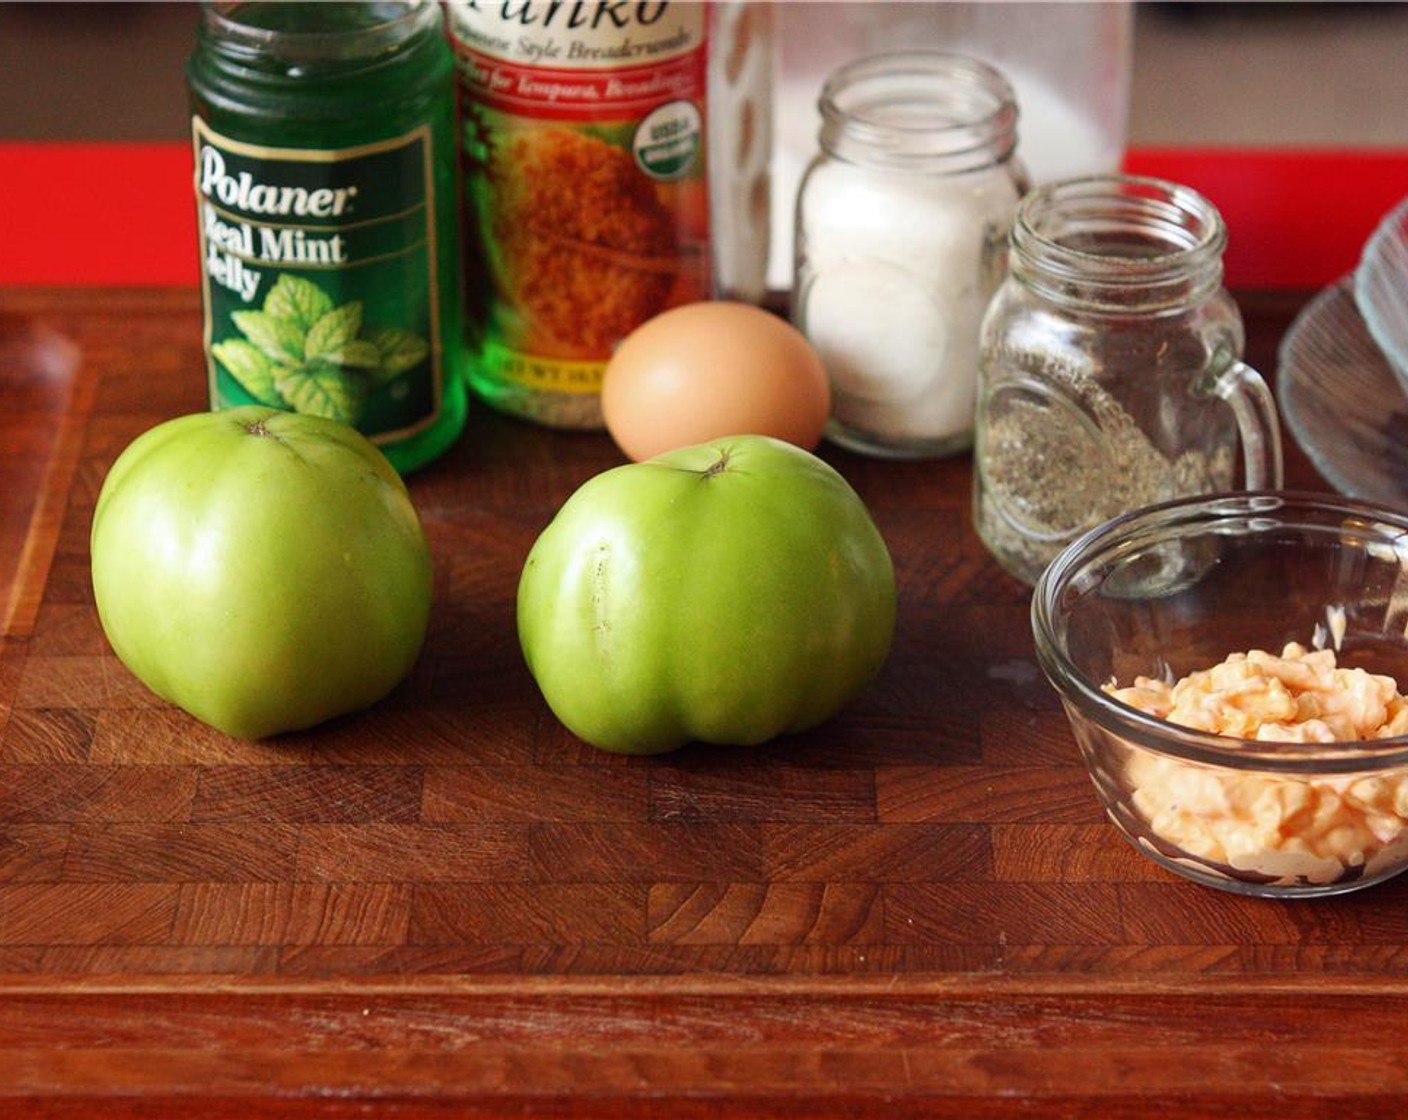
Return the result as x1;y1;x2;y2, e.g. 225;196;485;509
3;286;1407;1117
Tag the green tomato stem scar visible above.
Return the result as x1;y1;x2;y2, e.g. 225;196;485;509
701;449;731;480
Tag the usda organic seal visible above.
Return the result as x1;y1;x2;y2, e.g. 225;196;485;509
634;100;702;180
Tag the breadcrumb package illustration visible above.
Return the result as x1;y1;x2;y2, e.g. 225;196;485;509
447;0;772;428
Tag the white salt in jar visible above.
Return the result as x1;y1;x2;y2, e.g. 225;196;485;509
793;52;1027;458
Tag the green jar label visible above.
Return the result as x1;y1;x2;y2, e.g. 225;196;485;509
193;118;445;443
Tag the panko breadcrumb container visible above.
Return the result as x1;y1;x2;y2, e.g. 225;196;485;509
447;0;773;428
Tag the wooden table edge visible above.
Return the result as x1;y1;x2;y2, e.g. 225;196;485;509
1;969;1405;997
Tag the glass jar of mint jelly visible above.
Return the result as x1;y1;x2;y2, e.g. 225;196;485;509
187;1;467;474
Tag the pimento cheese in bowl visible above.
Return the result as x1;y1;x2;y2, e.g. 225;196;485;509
1031;490;1408;898
1105;643;1408;888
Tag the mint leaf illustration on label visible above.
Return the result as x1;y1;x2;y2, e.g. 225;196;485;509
263;273;334;334
232;309;305;365
304;301;363;362
210;339;287;408
321;340;385;370
214;274;429;430
366;327;430;385
277;362;368;425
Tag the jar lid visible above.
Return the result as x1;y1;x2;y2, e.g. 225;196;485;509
817;51;1020;173
200;1;439;67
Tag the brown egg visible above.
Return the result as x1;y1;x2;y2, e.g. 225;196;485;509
602;301;831;462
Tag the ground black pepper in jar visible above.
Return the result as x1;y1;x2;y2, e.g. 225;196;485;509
973;174;1283;585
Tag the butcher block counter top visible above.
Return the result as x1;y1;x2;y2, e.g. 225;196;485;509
3;285;1408;1118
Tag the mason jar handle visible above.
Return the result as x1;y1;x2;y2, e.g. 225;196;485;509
1210;358;1284;491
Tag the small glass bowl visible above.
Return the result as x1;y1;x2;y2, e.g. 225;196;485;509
1032;491;1408;898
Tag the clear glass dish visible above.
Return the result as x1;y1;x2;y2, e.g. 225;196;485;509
1033;491;1408;898
1277;276;1408;510
1355;192;1408;391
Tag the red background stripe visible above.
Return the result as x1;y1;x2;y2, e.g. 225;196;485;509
4;142;1408;290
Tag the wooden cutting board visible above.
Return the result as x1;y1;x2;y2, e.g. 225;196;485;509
3;287;1408;1118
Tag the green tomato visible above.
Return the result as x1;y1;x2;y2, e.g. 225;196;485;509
90;406;432;739
517;435;897;755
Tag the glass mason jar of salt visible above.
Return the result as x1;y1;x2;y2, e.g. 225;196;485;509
972;174;1284;586
793;52;1028;459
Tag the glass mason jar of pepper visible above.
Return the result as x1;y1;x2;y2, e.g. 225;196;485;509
972;174;1283;586
187;1;468;474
